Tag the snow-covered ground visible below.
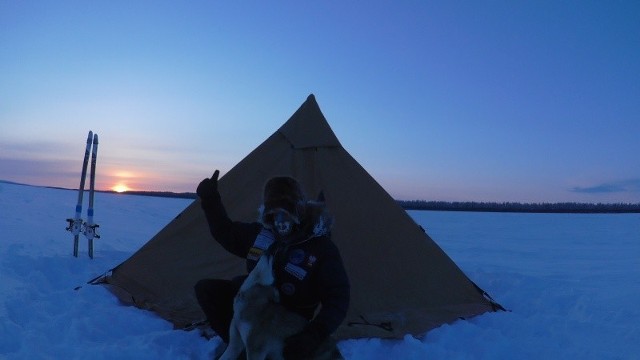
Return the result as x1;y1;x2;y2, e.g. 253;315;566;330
1;182;638;359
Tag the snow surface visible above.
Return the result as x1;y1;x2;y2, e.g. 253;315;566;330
1;182;638;359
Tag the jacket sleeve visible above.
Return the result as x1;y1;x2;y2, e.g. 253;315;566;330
309;238;351;338
199;192;262;259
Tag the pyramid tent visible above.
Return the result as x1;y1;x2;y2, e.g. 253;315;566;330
95;94;502;339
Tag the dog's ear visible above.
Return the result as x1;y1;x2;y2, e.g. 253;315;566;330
266;253;275;272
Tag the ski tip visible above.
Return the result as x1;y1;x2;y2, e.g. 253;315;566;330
93;133;99;143
87;130;93;140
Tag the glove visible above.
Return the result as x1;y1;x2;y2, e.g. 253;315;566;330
283;322;326;360
196;170;220;200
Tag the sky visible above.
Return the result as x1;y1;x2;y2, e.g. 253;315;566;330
1;0;639;203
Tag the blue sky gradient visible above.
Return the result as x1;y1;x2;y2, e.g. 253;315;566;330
1;1;639;202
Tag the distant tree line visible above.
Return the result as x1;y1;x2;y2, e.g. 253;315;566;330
396;200;640;213
108;190;198;199
108;190;640;213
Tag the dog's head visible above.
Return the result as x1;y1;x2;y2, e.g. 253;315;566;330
243;251;276;290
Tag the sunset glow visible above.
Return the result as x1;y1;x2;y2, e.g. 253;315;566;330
112;184;130;193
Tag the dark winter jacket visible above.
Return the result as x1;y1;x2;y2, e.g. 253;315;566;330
200;192;350;339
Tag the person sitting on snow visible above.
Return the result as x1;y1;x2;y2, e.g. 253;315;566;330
194;170;350;359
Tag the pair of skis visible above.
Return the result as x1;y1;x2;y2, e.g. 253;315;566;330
66;130;100;258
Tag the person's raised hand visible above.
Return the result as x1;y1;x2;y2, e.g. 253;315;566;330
196;170;220;200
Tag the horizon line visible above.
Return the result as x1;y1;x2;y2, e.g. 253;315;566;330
2;179;639;206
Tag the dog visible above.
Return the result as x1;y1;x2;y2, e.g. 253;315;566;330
218;250;343;360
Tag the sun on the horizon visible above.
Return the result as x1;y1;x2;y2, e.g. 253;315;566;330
112;183;130;193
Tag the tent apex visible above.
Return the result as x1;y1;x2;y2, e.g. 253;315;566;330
278;94;341;149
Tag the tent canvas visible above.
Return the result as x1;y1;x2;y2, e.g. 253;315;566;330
95;94;502;339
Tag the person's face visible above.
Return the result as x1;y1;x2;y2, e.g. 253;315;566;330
273;210;295;236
